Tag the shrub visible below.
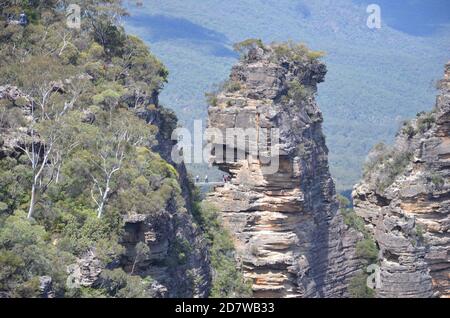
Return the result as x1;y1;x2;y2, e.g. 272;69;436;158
364;143;413;193
402;122;416;138
356;239;378;264
285;80;311;104
233;38;265;55
193;201;252;298
348;272;375;298
205;92;218;107
414;224;426;243
306;50;326;61
99;268;149;298
337;194;351;209
272;41;325;63
417;112;435;133
0;211;73;297
167;237;192;266
429;173;445;187
376;151;413;192
341;208;366;235
225;80;241;93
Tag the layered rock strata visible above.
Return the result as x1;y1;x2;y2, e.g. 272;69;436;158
206;44;362;298
353;62;450;298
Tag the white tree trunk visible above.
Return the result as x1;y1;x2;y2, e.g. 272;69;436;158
27;183;36;219
97;179;110;218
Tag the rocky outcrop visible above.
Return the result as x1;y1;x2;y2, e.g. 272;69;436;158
65;210;211;298
206;43;363;298
120;211;210;298
353;62;450;298
38;276;55;298
0;85;34;158
66;250;104;288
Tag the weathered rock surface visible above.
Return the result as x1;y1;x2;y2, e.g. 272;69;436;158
120;211;210;298
39;276;55;298
66;250;103;288
0;85;34;158
206;44;363;298
353;62;450;298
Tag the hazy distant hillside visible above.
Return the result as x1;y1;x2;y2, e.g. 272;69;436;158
355;0;450;36
124;0;450;191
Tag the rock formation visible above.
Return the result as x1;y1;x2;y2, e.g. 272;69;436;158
0;85;34;158
353;62;450;298
206;43;363;298
120;209;211;298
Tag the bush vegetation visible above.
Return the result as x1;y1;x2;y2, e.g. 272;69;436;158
338;195;378;298
348;272;375;298
192;198;252;298
0;0;199;298
416;111;435;133
271;41;325;63
363;143;413;193
233;38;265;56
284;80;313;104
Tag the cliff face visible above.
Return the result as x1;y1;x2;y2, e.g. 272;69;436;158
119;203;210;297
353;62;450;298
206;43;363;298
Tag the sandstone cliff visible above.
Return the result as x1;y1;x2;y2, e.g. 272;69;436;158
206;42;363;298
353;62;450;298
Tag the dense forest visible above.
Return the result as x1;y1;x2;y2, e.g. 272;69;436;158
0;0;249;298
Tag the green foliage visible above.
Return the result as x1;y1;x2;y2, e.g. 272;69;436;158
0;156;32;215
193;200;252;298
272;41;325;63
428;173;445;188
111;148;184;217
0;211;73;297
224;80;241;93
233;38;265;56
337;194;351;209
285;80;312;104
403;109;436;138
363;143;413;192
413;224;426;244
0;0;189;298
417;112;436;133
339;197;379;266
402;122;416;138
99;268;149;298
306;50;326;61
56;208;123;257
348;272;375;298
0;101;27;129
356;239;379;264
205;92;218;107
167;237;192;266
341;210;366;234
